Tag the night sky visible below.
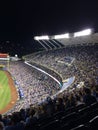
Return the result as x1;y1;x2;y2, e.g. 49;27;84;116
0;0;98;56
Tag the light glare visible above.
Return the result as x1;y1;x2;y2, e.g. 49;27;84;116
34;35;49;40
74;29;92;37
54;33;69;39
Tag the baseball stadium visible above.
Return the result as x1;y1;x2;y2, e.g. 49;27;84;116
0;29;98;130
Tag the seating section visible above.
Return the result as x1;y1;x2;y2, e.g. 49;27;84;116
0;43;98;130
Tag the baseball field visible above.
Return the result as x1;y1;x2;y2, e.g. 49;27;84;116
0;70;18;114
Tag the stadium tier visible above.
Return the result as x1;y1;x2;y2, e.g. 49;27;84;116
34;30;98;50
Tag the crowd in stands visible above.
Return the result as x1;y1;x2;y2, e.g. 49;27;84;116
0;43;98;129
26;43;98;85
8;61;60;113
0;84;98;129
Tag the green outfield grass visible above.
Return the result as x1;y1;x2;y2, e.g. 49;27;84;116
0;70;11;110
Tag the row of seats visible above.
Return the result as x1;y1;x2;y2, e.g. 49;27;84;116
33;102;98;130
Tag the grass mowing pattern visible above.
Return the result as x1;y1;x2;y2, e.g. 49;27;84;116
0;70;11;110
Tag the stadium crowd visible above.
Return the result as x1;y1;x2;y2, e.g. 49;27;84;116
26;43;98;86
0;43;98;129
8;61;60;112
0;82;98;129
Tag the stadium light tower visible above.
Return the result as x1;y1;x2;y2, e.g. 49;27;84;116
34;35;50;50
34;35;49;40
54;33;69;39
74;28;92;37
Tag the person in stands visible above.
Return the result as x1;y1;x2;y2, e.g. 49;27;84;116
83;87;97;105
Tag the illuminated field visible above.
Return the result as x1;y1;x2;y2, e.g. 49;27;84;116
0;70;11;111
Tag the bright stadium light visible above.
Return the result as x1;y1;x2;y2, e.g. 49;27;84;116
74;29;92;37
34;35;49;40
54;33;69;39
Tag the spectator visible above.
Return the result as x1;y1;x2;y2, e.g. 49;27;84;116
83;87;97;105
0;122;5;130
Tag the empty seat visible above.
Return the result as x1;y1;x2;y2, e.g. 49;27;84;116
75;104;86;112
90;102;98;110
89;116;98;130
53;111;65;119
64;107;76;115
78;106;90;115
71;124;90;130
39;119;60;130
61;112;79;126
36;116;55;128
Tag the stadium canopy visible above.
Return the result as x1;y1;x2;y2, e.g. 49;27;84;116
74;29;92;37
34;35;65;50
33;28;93;50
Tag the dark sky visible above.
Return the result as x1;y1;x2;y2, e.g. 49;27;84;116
0;0;98;56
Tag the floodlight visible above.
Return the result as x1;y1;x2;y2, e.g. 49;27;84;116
74;29;92;37
34;35;49;40
54;33;69;39
15;54;18;57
